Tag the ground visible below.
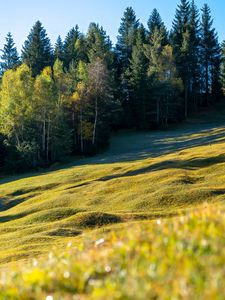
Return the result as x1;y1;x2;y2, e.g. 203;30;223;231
0;106;225;298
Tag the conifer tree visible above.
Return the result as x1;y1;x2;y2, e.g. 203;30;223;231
0;32;20;74
54;36;64;62
116;7;139;126
200;4;221;104
116;7;139;71
221;41;225;95
87;23;113;68
147;9;167;45
63;25;80;68
172;0;191;117
22;21;53;76
189;0;201;107
129;25;148;128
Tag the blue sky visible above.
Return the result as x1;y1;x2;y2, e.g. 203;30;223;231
0;0;224;52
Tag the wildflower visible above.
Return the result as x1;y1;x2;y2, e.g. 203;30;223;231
157;220;161;225
64;271;70;279
105;265;111;273
46;296;53;300
95;238;105;247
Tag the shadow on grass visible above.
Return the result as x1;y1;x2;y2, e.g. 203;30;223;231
1;115;225;190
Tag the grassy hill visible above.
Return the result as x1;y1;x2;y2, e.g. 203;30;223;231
0;107;225;298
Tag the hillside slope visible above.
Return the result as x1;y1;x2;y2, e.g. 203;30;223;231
0;107;225;264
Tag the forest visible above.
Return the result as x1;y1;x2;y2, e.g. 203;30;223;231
0;0;225;172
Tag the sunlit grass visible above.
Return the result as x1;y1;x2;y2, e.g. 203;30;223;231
0;204;225;299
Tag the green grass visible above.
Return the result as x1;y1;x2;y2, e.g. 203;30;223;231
0;204;225;299
0;107;225;298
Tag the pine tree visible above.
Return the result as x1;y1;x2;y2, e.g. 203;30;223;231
221;41;225;95
147;9;167;45
129;25;148;128
116;7;139;71
189;0;201;108
63;25;80;68
0;32;20;74
200;4;221;104
86;23;113;68
22;21;53;76
145;29;183;127
116;7;139;126
172;0;202;114
54;36;64;62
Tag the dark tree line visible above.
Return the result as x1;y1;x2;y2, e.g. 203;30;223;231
0;0;224;172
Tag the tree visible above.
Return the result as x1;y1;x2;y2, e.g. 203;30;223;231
116;7;139;71
172;0;191;117
33;66;71;163
87;23;114;68
0;64;36;167
0;32;20;74
145;29;183;127
86;58;116;150
200;4;221;104
116;7;139;126
54;36;64;62
63;25;80;68
129;25;149;128
147;9;167;45
22;21;53;76
221;41;225;95
189;0;201;109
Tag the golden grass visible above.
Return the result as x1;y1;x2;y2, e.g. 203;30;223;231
0;107;225;265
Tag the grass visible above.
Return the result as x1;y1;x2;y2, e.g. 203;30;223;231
0;106;225;298
0;204;225;299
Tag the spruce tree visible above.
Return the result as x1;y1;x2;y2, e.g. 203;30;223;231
63;25;80;68
22;21;53;76
200;4;221;104
116;7;139;71
116;7;139;126
221;41;225;95
189;0;201;108
129;24;148;128
87;23;113;68
0;32;20;74
54;35;64;62
147;9;167;45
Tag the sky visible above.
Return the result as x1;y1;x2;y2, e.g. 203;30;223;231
0;0;224;52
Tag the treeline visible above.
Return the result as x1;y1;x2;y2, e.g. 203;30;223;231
0;0;225;172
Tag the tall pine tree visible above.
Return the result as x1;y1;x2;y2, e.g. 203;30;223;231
129;25;148;128
147;9;167;45
200;4;221;104
54;35;64;62
0;32;20;74
22;21;53;76
221;41;225;95
63;25;80;68
172;0;191;117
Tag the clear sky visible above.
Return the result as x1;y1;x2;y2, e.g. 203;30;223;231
0;0;224;52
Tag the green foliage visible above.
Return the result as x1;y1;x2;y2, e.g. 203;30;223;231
200;4;222;103
63;25;80;68
222;41;225;95
147;8;168;45
87;23;114;68
54;35;64;62
0;32;20;73
22;21;53;76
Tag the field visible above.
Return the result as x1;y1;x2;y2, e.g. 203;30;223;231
0;107;225;298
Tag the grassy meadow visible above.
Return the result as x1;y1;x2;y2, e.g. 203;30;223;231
0;107;225;298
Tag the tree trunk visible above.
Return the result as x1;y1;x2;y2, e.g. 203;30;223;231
92;97;98;146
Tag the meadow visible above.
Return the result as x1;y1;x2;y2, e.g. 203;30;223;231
0;107;225;299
